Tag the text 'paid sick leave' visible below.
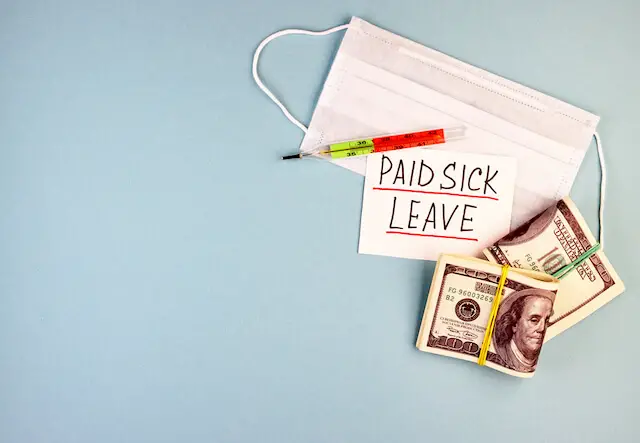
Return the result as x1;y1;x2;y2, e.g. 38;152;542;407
359;149;517;261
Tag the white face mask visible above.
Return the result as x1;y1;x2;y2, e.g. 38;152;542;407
253;17;606;243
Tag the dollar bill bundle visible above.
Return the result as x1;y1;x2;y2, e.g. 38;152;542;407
417;254;560;378
484;197;625;341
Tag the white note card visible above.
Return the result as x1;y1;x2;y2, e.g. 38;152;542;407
359;149;517;261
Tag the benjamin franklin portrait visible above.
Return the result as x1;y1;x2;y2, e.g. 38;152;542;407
493;288;556;373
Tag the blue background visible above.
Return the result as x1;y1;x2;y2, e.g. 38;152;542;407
1;1;638;442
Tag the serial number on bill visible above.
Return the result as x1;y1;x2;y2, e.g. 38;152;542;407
446;287;494;302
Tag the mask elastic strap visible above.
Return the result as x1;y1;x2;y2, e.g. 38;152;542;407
252;24;350;134
594;132;606;248
552;132;606;280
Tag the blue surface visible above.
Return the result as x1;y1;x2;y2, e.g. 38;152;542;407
1;1;639;442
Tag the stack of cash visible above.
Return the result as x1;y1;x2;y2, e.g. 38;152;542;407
416;254;560;378
483;197;624;341
417;197;625;377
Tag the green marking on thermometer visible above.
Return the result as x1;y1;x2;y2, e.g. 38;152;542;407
329;139;375;158
281;126;466;160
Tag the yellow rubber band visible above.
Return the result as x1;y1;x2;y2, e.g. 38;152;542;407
478;265;510;366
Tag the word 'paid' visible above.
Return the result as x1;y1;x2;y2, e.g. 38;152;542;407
359;149;517;261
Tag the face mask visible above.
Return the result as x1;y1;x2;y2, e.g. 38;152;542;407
253;17;606;244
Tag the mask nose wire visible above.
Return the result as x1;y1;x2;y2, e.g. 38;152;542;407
251;24;350;134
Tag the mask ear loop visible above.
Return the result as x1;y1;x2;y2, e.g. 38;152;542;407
252;24;350;134
552;131;606;280
594;132;606;248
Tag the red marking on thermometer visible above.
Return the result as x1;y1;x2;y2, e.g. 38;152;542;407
282;126;466;160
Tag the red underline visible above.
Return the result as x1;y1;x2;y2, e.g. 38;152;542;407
372;187;499;201
386;231;479;242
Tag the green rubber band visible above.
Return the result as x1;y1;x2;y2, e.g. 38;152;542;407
552;243;601;280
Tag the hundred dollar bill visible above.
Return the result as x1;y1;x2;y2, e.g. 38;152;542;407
483;197;625;341
416;254;560;378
